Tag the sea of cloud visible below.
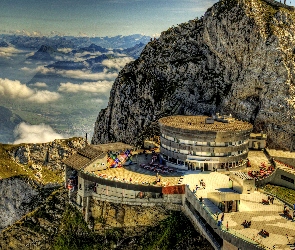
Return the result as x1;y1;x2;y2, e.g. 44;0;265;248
0;78;60;103
101;57;133;70
13;122;64;144
1;46;135;143
0;47;22;58
58;80;113;93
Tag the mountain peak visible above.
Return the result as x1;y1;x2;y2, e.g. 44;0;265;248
92;0;295;150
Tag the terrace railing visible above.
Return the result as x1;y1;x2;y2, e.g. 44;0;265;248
185;187;264;250
79;171;163;193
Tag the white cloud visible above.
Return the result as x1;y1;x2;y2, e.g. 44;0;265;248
26;52;35;57
58;80;113;93
13;123;64;144
57;48;73;53
15;29;42;37
0;47;22;58
152;33;161;38
0;78;60;103
74;51;102;58
21;66;46;74
29;82;48;88
34;66;118;81
102;57;133;70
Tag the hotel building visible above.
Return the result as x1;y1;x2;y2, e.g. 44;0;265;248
159;115;253;171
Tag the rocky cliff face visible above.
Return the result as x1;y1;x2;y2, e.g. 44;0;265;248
92;0;295;150
0;177;57;232
9;137;86;182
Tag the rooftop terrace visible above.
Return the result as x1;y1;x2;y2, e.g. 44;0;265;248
159;115;253;132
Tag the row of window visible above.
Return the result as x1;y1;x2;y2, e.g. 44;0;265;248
161;143;247;157
161;134;247;147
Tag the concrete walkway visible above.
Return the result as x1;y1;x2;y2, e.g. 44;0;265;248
181;171;295;250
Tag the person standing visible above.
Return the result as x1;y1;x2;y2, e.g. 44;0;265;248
221;212;225;221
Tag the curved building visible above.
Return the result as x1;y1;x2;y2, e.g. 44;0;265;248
159;115;253;171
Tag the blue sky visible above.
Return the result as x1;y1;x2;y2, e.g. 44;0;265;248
0;0;219;37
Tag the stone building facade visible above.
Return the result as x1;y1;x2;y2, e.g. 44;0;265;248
159;115;253;171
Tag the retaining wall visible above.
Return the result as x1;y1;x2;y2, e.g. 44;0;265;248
75;172;266;249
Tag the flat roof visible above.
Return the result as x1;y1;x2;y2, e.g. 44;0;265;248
64;143;133;171
159;115;253;132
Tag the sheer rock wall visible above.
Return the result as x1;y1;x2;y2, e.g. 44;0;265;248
92;0;295;150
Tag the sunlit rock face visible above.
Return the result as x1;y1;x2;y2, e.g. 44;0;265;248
92;0;295;150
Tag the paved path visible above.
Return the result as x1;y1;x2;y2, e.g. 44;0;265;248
181;171;295;250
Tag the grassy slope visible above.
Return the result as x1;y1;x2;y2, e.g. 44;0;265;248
261;184;295;205
0;143;35;179
0;142;64;184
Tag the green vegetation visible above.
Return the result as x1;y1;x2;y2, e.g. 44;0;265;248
41;167;64;184
261;184;295;205
52;210;212;250
0;137;81;184
0;143;35;180
53;205;102;250
134;211;212;250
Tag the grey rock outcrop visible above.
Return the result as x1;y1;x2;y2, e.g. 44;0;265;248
0;178;40;231
11;137;86;171
92;0;295;150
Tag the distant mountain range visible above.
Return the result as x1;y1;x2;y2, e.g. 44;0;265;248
27;42;146;72
0;33;150;144
114;42;146;58
27;45;64;61
0;34;151;50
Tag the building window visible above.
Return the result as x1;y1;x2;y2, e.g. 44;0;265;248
281;175;294;184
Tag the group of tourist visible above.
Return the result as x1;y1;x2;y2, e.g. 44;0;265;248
192;179;206;194
248;162;274;180
140;163;175;174
262;195;275;205
242;220;251;228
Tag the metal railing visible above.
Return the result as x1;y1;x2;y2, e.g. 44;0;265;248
79;171;163;193
185;188;264;249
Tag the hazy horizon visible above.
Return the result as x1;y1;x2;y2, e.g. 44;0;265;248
0;0;219;37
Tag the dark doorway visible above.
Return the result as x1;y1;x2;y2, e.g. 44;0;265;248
204;163;209;171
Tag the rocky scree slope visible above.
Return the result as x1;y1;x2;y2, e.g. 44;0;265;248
8;137;86;183
92;0;295;150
